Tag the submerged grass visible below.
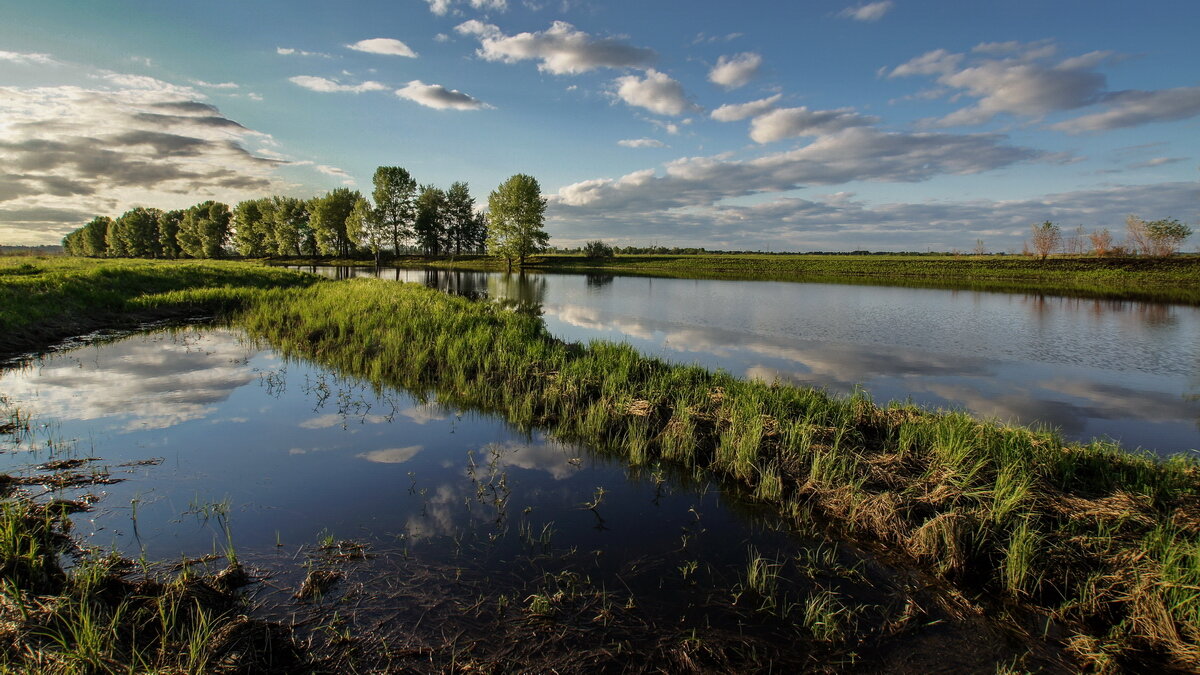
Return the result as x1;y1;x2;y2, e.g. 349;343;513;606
234;278;1200;669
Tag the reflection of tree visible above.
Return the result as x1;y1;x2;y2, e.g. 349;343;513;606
423;270;491;300
488;273;547;316
585;274;615;290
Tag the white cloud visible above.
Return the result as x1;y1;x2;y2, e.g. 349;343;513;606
889;43;1112;126
711;94;782;122
1051;86;1200;133
708;52;762;90
749;107;878;143
0;50;59;65
358;446;423;464
1128;156;1187;169
552;127;1043;214
455;20;655;74
346;38;418;58
618;138;666;148
276;47;332;58
288;75;388;93
191;80;239;90
613;69;697;116
395;80;490;110
838;1;894;21
427;0;508;14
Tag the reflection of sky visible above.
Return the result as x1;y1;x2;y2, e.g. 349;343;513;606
0;328;262;431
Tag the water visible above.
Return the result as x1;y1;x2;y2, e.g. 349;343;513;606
293;266;1200;456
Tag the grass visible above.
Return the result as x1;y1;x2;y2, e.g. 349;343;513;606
233;278;1200;670
0;256;319;357
271;252;1200;305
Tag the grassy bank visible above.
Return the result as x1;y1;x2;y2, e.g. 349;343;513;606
238;279;1200;670
0;257;319;357
272;253;1200;304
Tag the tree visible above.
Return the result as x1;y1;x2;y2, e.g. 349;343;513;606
486;174;548;270
372;166;417;257
1128;215;1192;257
158;210;184;259
444;181;478;255
310;188;361;256
1030;221;1061;260
232;198;274;257
583;240;614;258
79;216;112;257
972;239;986;256
1089;228;1113;257
414;185;447;255
178;201;232;258
346;197;383;264
269;196;310;257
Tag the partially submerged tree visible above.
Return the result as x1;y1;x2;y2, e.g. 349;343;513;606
372;166;417;257
1030;221;1061;260
486;174;548;270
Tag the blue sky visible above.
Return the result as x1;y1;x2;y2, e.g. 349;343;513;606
1;0;1198;250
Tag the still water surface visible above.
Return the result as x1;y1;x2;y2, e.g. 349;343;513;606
297;266;1200;456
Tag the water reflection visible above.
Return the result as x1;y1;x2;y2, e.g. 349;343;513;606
292;266;1199;454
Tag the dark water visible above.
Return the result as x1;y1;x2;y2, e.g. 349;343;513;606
293;266;1200;456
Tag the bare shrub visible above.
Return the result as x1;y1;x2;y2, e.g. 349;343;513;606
1030;221;1061;260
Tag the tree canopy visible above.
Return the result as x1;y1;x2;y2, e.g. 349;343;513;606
486;174;548;269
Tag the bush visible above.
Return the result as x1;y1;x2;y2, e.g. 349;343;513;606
582;240;615;258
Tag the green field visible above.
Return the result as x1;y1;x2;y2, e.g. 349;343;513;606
274;252;1200;304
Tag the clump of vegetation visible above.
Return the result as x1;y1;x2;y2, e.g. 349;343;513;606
1127;215;1194;257
235;278;1200;670
582;240;615;258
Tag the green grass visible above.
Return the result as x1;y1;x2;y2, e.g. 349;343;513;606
270;252;1200;304
234;278;1200;669
0;256;319;356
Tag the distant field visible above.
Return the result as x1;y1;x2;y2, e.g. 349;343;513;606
274;253;1200;304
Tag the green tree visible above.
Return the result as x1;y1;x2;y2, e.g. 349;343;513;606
109;207;162;258
444;181;477;256
414;185;447;255
1128;215;1192;257
582;240;614;258
178;201;232;258
486;174;549;270
372;166;417;257
79;216;112;257
310;188;361;257
158;210;184;259
347;197;383;264
232;198;274;257
268;196;310;257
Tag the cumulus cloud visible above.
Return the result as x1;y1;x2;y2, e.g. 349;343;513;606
427;0;507;15
618;138;666;148
838;1;894;21
613;69;698;116
395;80;490;110
346;38;418;58
288;75;388;93
708;52;762;90
455;20;655;74
749;107;878;143
711;94;782;122
0;73;286;243
889;42;1113;126
1050;86;1200;132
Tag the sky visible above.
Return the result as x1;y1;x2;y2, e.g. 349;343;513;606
1;0;1198;251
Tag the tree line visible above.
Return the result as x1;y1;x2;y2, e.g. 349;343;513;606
1025;216;1192;260
61;169;550;267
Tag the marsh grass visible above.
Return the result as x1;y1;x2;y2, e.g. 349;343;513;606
234;278;1200;669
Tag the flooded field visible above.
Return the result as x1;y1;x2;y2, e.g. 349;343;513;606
1;325;1070;670
294;266;1200;457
